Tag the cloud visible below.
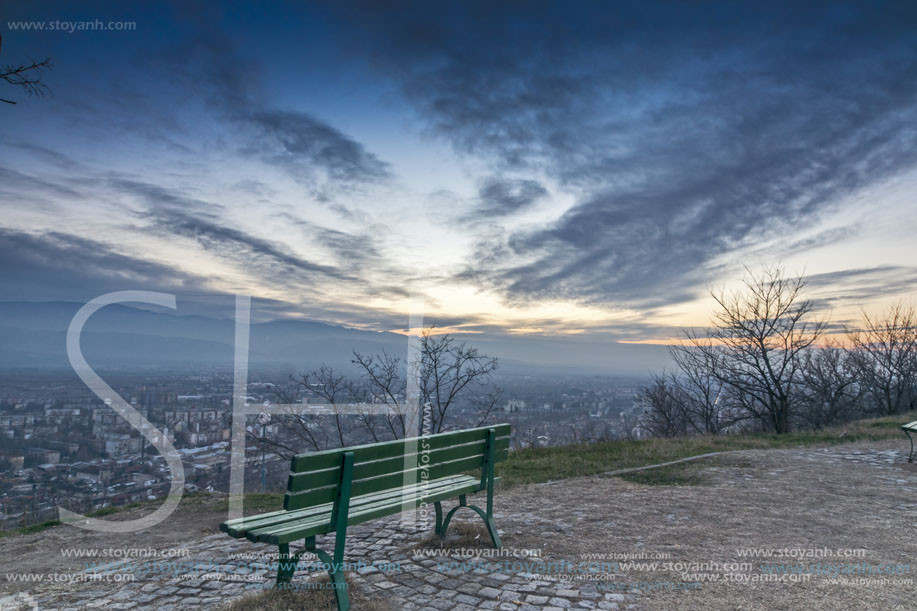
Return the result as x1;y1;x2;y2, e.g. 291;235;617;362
108;178;223;216
0;227;408;332
105;177;357;287
335;1;917;307
802;266;917;309
143;207;352;284
0;228;210;301
742;227;859;262
472;176;547;217
155;33;392;191
0;166;84;203
246;110;390;185
294;220;384;267
106;176;415;306
9;143;84;171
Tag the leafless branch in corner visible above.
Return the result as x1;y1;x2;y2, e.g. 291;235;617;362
0;57;53;105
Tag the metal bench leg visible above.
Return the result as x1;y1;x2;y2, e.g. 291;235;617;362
434;501;444;534
438;494;502;548
437;496;462;537
438;428;503;548
275;543;288;586
330;567;348;611
276;542;302;586
299;451;353;611
906;429;915;463
307;539;350;611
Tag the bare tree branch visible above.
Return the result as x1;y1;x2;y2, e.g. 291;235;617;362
662;266;825;434
848;302;917;416
0;54;52;105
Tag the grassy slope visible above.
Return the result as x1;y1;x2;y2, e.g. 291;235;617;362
495;411;916;486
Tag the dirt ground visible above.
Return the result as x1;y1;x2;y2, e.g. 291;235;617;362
495;439;917;610
1;438;915;610
0;494;231;592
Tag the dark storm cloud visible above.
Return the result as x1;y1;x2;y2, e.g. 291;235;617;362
332;0;917;307
802;266;917;309
0;229;209;300
473;176;547;217
143;207;351;283
246;111;390;185
111;177;411;301
108;178;222;216
155;33;391;190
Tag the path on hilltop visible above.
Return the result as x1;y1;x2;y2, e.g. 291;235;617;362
1;439;914;610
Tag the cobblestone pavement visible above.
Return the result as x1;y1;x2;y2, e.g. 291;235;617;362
797;447;917;511
23;508;642;611
12;443;913;611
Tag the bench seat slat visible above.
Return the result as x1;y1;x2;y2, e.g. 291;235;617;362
222;474;478;538
221;507;291;532
284;450;507;511
252;475;491;545
248;475;481;542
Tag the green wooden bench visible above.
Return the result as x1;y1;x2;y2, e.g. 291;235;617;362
220;423;510;610
902;421;917;463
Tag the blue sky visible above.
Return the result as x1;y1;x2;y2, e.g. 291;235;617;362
2;0;917;347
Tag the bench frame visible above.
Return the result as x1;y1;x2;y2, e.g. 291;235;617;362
221;424;508;611
903;421;917;463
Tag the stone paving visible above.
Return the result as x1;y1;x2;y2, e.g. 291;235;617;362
797;447;917;512
24;508;642;611
14;444;913;610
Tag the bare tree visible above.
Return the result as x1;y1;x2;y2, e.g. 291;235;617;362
678;266;826;433
416;328;500;433
254;327;501;459
350;348;409;441
638;373;692;438
248;367;356;459
1;36;52;105
667;344;745;434
798;343;863;428
354;327;501;437
848;302;917;415
297;365;356;447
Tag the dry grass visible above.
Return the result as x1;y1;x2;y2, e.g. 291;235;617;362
497;410;917;487
411;520;494;551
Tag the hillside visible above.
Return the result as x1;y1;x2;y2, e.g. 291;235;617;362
1;417;915;610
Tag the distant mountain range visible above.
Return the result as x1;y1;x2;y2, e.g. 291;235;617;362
0;301;669;376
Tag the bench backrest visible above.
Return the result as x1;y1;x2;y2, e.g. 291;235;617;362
284;424;510;511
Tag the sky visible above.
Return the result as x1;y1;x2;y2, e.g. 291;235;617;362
2;1;917;355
